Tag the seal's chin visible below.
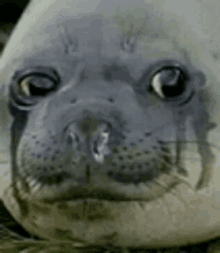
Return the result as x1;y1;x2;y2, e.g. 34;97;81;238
3;180;213;249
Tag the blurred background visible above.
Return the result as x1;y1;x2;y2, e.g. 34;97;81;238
0;0;30;52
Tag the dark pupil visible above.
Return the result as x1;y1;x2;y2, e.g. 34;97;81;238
159;68;185;97
23;76;54;96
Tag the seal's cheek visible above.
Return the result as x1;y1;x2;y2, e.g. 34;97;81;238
0;91;13;199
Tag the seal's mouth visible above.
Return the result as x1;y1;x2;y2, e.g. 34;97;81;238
15;155;182;204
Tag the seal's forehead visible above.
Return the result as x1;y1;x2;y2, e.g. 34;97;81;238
0;0;214;65
0;1;211;78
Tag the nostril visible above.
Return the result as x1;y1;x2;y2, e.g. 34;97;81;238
91;123;112;163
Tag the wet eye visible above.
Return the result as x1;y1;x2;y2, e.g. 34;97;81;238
19;75;55;97
10;67;59;104
10;66;60;109
150;67;186;99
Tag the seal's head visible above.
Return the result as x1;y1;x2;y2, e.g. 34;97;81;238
0;0;220;249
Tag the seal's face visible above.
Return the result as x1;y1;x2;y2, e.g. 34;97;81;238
1;0;220;249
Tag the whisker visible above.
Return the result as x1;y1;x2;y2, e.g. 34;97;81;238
145;182;174;217
157;156;188;177
157;149;201;162
164;140;220;151
153;177;189;210
157;155;194;190
170;170;195;190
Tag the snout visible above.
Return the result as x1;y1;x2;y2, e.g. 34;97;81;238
15;92;179;203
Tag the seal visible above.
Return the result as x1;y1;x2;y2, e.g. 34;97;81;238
1;0;220;251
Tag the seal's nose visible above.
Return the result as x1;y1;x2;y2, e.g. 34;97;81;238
65;116;112;163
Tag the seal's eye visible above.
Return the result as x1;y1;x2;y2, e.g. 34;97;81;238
150;67;186;99
19;75;55;97
9;66;60;111
14;67;59;99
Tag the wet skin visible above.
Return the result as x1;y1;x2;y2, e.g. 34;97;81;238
1;0;220;250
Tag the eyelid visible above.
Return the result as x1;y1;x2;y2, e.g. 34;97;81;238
14;66;60;83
